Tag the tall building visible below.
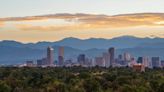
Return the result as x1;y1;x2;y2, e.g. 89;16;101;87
108;47;115;66
77;54;85;65
129;57;136;67
83;57;92;67
103;52;110;67
58;46;64;66
137;57;143;64
123;52;131;62
117;54;125;66
143;56;149;68
59;46;64;57
151;57;161;68
95;57;105;67
47;46;54;66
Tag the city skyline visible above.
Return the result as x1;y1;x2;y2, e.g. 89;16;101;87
0;1;163;92
25;46;164;69
0;0;164;42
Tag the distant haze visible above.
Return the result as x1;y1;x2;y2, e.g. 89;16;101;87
1;36;164;64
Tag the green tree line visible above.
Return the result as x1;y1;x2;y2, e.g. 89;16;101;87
0;67;163;92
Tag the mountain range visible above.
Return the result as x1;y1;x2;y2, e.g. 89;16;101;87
0;36;164;64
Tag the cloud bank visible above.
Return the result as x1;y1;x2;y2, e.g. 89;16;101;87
0;13;164;31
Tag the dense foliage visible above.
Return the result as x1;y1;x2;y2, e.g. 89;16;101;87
0;67;163;92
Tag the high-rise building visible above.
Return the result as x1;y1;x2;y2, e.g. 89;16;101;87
58;46;64;66
137;56;150;68
95;57;105;67
103;52;110;67
137;57;143;64
47;46;54;66
123;52;131;62
121;52;131;66
83;57;92;67
117;54;125;66
78;54;85;65
108;47;115;66
143;56;149;68
59;46;64;57
58;56;64;66
129;57;136;67
151;57;161;68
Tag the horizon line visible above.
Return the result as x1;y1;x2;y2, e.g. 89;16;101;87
0;35;162;44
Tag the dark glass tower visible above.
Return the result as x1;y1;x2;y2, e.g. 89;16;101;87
108;47;115;66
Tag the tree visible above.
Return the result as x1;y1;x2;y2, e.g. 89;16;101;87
83;78;102;92
0;81;11;92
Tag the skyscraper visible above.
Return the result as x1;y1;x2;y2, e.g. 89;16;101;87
95;57;105;67
59;46;64;57
108;47;115;66
137;56;150;68
151;57;161;68
123;52;131;62
143;56;149;68
117;54;124;66
103;52;110;67
47;46;54;66
58;46;64;66
77;54;85;65
137;57;143;64
129;57;136;67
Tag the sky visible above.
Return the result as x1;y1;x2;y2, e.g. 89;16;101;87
0;0;164;42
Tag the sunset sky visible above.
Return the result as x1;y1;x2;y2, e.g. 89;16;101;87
0;0;164;42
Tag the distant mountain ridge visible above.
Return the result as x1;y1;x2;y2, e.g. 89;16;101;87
1;35;164;50
1;36;164;64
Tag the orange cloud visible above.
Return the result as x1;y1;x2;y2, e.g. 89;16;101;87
16;23;110;32
1;13;164;31
79;13;164;27
0;22;4;27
